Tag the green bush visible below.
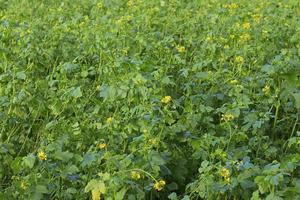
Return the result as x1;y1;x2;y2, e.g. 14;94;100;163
0;0;300;199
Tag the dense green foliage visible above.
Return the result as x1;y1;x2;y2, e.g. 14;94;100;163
1;0;300;199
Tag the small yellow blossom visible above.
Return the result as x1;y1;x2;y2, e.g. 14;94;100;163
262;85;270;94
221;114;234;122
206;36;213;42
20;180;28;190
11;176;20;180
224;3;238;10
131;171;141;180
234;56;244;65
142;129;148;133
237;160;244;165
149;138;158;145
92;189;101;200
38;151;47;161
224;45;230;49
234;23;240;28
161;96;172;104
239;33;251;42
176;45;186;53
98;143;107;149
106;117;113;124
251;14;261;23
96;2;103;9
243;22;251;29
230;79;238;84
224;177;231;183
220;168;230;179
154;180;166;191
127;0;134;6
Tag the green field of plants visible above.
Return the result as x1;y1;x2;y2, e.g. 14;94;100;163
1;0;300;199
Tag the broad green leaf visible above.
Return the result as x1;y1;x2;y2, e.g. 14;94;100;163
115;187;127;200
16;71;26;80
292;92;300;109
85;179;106;194
22;153;36;169
250;190;260;200
168;192;178;200
54;151;73;162
70;87;82;98
36;185;48;194
149;151;166;166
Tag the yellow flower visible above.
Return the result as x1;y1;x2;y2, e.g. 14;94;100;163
176;45;186;53
262;30;268;35
149;138;158;145
92;189;101;200
224;3;238;10
154;180;166;191
98;143;107;149
127;0;135;7
221;114;234;122
234;56;244;64
262;85;270;94
230;79;238;84
38;151;47;161
142;129;148;133
11;176;20;180
161;96;172;104
96;2;103;9
224;45;230;49
131;171;141;180
224;177;231;183
206;36;213;42
251;13;261;23
239;33;251;42
20;180;28;190
243;22;251;29
106;117;113;124
220;168;230;179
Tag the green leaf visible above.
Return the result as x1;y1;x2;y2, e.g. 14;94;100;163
16;71;26;80
36;185;48;194
250;190;260;200
255;176;268;194
54;151;73;162
62;62;79;73
62;165;79;178
261;65;275;75
282;73;300;88
81;153;97;167
85;179;106;194
85;179;98;193
99;85;109;99
265;193;283;200
168;192;178;200
292;92;300;109
149;151;166;166
115;187;127;200
22;153;36;169
70;87;82;98
270;174;283;186
181;195;190;200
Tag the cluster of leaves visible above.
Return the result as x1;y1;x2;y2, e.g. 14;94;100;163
0;0;300;199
